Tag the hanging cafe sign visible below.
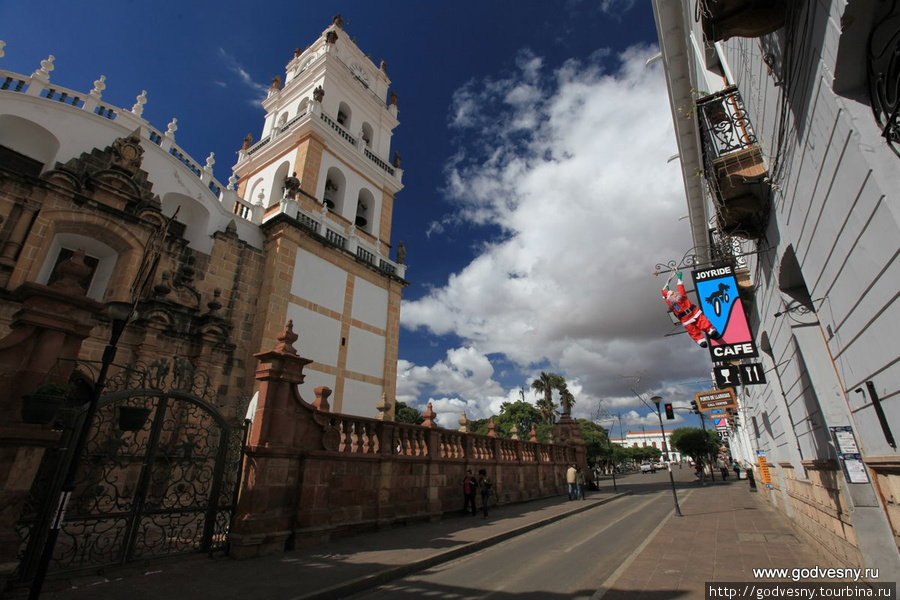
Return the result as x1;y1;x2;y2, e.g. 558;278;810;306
691;265;758;361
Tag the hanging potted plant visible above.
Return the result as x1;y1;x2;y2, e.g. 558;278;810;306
21;382;74;425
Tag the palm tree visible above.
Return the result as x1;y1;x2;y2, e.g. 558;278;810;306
531;372;565;424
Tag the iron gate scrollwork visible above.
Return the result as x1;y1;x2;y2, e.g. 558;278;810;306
15;357;248;579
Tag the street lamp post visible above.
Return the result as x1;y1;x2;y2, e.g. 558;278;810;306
29;301;134;599
608;444;618;492
651;396;683;517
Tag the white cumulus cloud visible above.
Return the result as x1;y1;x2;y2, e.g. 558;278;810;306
399;44;713;431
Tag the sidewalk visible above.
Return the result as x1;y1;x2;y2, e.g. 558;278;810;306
22;478;832;600
597;480;840;599
26;489;628;600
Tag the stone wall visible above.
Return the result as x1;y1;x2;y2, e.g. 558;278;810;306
767;462;863;569
228;322;582;558
867;458;900;549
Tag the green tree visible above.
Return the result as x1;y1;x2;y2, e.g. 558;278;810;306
610;444;630;468
575;418;609;463
394;400;424;425
530;372;566;424
495;400;542;438
468;417;491;436
669;427;718;466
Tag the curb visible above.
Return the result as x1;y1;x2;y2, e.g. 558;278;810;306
293;491;633;600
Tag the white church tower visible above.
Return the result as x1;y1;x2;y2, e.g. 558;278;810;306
234;14;407;417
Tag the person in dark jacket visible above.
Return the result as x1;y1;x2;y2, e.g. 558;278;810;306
462;469;478;516
478;468;493;518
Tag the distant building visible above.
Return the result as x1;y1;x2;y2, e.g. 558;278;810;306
610;430;682;462
652;0;900;574
0;15;407;419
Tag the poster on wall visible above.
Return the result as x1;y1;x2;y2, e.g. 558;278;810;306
692;265;758;361
829;426;871;484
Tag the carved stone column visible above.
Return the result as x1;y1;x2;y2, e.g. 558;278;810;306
229;321;314;559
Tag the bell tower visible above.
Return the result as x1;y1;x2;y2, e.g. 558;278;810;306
233;14;407;417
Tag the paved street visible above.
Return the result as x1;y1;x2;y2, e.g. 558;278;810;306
348;477;683;599
16;467;836;600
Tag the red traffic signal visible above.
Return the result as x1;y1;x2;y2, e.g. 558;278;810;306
664;403;675;420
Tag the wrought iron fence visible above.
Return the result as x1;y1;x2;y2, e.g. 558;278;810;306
14;357;248;580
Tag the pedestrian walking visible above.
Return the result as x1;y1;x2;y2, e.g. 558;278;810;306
732;460;741;479
717;456;729;480
462;469;478;516
478;468;493;518
566;464;577;500
575;467;586;500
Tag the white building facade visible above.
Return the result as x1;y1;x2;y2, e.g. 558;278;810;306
653;0;900;576
234;15;408;416
610;430;683;462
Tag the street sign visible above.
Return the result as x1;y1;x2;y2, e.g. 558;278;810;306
694;388;738;413
739;363;767;385
714;365;741;389
714;363;767;388
757;450;772;488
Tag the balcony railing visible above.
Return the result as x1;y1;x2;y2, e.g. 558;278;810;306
0;67;255;225
697;87;770;238
356;246;375;264
267;204;406;279
868;1;900;158
324;229;346;249
239;106;400;180
698;88;759;159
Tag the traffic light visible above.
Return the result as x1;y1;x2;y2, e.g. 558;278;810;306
664;403;674;420
690;400;699;414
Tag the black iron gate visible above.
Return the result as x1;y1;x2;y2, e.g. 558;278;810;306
14;357;248;579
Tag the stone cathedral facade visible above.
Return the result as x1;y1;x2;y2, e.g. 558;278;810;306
0;15;408;420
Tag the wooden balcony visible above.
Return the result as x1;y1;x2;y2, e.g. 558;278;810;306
698;88;770;238
698;0;787;43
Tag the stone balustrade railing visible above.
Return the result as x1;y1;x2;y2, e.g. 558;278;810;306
236;100;403;184
0;65;257;225
272;202;406;279
321;410;561;463
229;322;584;558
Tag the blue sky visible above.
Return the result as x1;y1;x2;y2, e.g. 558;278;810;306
1;0;717;431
